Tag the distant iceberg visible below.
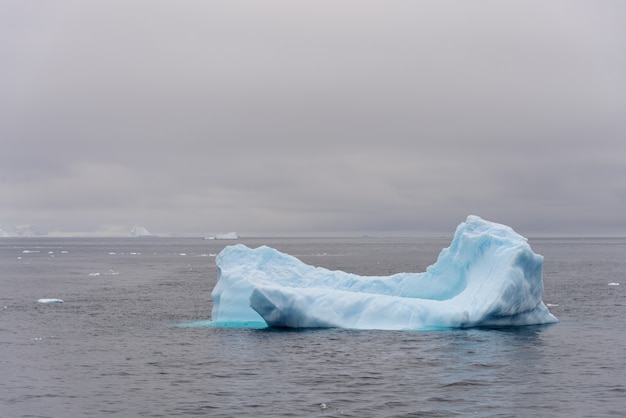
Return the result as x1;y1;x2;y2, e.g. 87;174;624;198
204;232;238;240
129;226;155;237
210;216;558;330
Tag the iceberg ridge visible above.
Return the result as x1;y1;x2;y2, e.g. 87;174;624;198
210;216;557;330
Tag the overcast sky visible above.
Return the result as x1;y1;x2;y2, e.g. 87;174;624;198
2;1;625;236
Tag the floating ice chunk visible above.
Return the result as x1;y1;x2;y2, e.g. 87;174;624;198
211;216;558;330
37;299;64;304
608;282;620;286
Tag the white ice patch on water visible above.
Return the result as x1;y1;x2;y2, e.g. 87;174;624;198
37;299;64;304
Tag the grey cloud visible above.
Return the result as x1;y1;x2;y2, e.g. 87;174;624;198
1;1;626;235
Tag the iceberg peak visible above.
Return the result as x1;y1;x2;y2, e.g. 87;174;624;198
210;216;557;330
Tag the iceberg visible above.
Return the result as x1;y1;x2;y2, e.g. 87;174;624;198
210;216;558;330
129;226;155;237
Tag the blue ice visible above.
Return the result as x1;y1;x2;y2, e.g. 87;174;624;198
210;216;558;330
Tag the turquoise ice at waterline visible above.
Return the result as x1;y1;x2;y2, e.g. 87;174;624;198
210;216;558;330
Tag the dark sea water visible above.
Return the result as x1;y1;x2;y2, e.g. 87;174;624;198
1;236;625;417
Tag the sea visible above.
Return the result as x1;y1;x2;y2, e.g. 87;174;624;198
1;236;625;417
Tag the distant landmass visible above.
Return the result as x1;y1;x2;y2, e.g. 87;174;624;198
0;225;43;237
204;232;238;240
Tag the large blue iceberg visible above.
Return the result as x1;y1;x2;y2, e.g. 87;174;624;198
210;216;558;330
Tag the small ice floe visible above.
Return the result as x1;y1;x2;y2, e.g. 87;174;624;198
129;252;141;255
179;253;187;256
319;403;328;410
547;303;559;307
30;335;57;341
109;252;117;255
37;298;64;304
22;250;40;254
88;272;100;276
61;250;69;254
608;282;620;286
104;269;119;275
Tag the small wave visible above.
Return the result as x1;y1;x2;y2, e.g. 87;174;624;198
440;379;489;388
175;320;267;329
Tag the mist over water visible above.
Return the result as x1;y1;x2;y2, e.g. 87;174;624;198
1;237;624;417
